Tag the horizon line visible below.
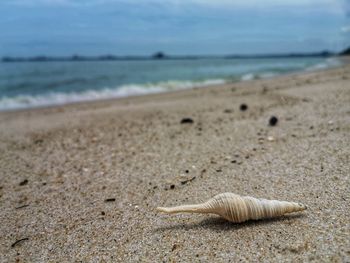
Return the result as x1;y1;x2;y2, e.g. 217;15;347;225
1;50;341;63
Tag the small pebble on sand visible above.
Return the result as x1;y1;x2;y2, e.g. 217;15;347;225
104;198;116;202
269;116;278;126
240;104;248;111
180;118;194;124
19;179;28;186
267;136;275;141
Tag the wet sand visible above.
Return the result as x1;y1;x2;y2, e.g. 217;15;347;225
0;63;349;262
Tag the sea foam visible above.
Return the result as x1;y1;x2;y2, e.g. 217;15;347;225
0;79;226;111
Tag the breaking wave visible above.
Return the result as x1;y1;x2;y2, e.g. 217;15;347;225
0;79;226;111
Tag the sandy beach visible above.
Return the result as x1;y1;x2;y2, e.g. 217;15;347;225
0;63;349;262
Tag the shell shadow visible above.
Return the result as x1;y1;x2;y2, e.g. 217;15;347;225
154;213;306;232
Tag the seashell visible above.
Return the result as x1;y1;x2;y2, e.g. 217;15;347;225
157;193;306;223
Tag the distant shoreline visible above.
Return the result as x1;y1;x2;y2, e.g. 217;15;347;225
1;51;338;63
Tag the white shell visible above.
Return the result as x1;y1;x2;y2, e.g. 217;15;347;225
157;193;306;223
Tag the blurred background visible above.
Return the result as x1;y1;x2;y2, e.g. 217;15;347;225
0;0;349;110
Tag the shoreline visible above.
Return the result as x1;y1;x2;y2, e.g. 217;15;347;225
0;56;346;113
0;63;349;261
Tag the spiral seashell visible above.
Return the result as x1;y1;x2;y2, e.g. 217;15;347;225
157;193;307;223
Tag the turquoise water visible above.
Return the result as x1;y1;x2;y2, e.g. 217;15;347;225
0;57;341;110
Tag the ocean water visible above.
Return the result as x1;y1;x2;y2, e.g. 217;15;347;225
0;57;341;111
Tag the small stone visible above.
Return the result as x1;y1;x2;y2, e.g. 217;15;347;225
180;118;194;124
240;104;248;111
267;136;275;141
19;179;28;186
269;116;278;126
170;184;175;189
104;198;116;202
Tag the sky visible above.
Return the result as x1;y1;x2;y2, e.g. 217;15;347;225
0;0;349;56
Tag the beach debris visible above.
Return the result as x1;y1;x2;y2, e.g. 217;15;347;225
19;179;28;186
15;204;29;209
180;118;194;124
180;176;196;185
157;192;306;223
224;109;234;113
269;116;278;126
239;104;248;111
104;198;116;202
11;238;29;248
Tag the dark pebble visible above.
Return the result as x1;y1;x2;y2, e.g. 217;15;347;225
101;211;105;216
268;116;278;126
180;118;194;124
19;179;28;186
104;198;116;202
170;184;175;189
240;104;248;111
